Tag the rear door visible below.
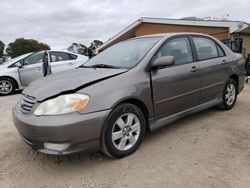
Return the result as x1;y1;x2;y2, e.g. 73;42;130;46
49;51;79;74
191;36;228;103
19;51;45;86
151;36;201;118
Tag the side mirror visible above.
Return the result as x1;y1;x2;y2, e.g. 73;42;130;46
16;61;23;68
151;56;175;69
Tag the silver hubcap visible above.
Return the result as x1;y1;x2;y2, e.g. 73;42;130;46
0;80;12;94
112;113;141;151
225;83;236;106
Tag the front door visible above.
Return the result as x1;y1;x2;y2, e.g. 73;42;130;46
19;51;45;86
151;36;201;118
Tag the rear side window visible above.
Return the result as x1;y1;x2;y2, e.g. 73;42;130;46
217;45;225;57
50;52;71;62
193;37;219;60
157;37;193;66
69;54;77;60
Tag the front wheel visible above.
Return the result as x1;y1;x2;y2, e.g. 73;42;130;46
101;103;146;158
0;78;16;96
218;78;237;110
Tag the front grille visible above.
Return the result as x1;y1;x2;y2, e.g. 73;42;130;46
19;94;36;114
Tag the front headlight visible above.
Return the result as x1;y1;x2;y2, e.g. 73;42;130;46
34;94;89;116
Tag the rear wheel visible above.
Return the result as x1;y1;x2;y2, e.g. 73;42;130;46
0;78;16;96
101;103;146;158
218;78;237;110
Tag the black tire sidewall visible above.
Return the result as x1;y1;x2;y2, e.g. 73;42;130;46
0;78;15;96
102;103;146;158
222;79;237;110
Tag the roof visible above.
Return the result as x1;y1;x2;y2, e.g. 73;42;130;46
133;32;215;39
98;17;250;51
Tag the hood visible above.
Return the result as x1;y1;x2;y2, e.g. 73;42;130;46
0;64;7;69
0;62;12;71
0;61;12;69
23;68;128;101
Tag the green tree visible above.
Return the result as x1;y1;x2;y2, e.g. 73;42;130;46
6;38;50;58
67;40;103;58
67;43;88;56
0;40;5;59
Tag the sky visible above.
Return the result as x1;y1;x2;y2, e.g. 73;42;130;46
0;0;249;50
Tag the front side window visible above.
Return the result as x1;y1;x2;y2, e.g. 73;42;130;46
23;52;45;65
84;37;161;69
50;52;70;62
157;37;193;66
193;37;219;60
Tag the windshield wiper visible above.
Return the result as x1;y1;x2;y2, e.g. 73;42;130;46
80;65;94;68
89;64;120;69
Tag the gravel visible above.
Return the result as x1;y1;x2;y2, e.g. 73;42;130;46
0;84;250;188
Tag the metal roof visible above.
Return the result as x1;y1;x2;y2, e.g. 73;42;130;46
98;17;250;51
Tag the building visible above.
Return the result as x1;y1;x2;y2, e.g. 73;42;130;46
99;17;250;56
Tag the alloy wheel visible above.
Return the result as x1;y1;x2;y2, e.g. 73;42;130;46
112;113;141;151
0;80;12;94
225;83;236;106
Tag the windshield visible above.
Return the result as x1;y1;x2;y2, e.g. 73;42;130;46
84;37;161;69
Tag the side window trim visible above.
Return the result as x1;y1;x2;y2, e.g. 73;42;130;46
188;35;199;62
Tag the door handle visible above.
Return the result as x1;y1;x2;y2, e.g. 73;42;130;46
191;66;199;72
68;63;73;66
36;67;41;71
222;59;227;65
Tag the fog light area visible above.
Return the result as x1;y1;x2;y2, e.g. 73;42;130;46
44;143;70;151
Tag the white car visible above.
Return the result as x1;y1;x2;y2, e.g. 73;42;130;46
0;50;88;95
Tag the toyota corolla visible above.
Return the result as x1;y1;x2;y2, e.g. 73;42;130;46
13;33;245;158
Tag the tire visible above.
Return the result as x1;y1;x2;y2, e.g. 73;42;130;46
101;103;146;158
0;78;16;96
218;78;237;110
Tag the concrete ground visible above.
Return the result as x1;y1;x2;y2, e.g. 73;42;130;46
0;84;250;188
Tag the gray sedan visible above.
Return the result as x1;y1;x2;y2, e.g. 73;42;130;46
0;50;87;95
13;33;245;158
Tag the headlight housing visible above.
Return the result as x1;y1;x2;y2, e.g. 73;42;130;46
34;94;89;116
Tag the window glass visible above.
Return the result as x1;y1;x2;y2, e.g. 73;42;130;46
193;37;219;60
157;37;193;66
84;37;161;69
50;52;70;62
69;54;77;60
217;45;225;57
23;52;45;65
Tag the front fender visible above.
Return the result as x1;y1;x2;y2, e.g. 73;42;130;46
77;70;153;117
